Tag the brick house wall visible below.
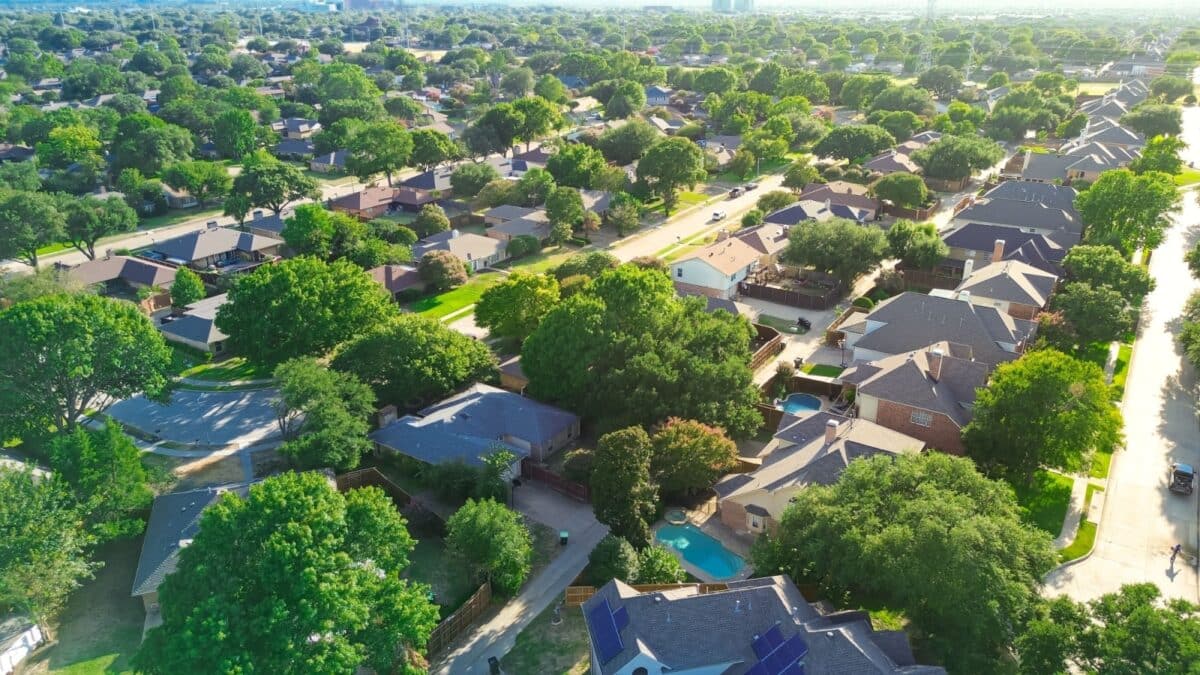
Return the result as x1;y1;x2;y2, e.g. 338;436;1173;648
719;499;747;530
873;399;965;454
672;280;727;299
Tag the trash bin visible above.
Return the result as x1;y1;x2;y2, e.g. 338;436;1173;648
560;530;569;546
488;656;501;674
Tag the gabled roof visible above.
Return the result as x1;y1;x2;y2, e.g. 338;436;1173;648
954;182;1081;245
272;138;315;157
413;229;505;263
716;413;924;502
67;255;177;288
955;260;1057;308
764;200;872;225
863;151;920;174
369;384;578;467
132;481;255;597
159;293;229;346
145;228;282;264
330;185;397;211
490;216;551;240
367;264;421;294
483;204;539;222
853;292;1036;365
311;148;348;167
733;223;790;257
401;167;454;191
841;342;990;428
583;575;945;675
672;237;761;276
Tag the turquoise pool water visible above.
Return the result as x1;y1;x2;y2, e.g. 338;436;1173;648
778;392;822;415
655;524;745;580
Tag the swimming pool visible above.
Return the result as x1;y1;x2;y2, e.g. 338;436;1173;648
777;392;822;415
655;524;746;580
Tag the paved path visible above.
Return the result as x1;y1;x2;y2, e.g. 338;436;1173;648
1043;154;1200;602
1053;476;1091;549
434;482;607;675
175;376;275;387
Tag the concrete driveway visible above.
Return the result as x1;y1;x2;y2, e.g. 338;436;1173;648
107;388;282;449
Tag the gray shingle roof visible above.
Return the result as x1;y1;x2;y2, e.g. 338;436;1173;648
955;260;1057;308
132;482;254;597
841;342;990;428
145;228;282;265
943;223;1066;276
413;230;505;264
67;255;177;288
583;576;944;675
369;384;578;467
159;293;229;346
853;292;1035;365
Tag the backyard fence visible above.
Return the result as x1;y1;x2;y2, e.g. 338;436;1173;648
749;323;785;371
896;266;961;291
738;281;839;310
520;458;590;503
881;200;939;220
924;176;970;193
426;581;492;657
823;306;868;347
335;467;412;509
564;583;731;608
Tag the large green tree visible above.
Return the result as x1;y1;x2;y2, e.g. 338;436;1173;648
0;191;67;268
811;124;895;160
0;294;172;438
273;358;375;471
475;272;561;341
964;349;1123;482
522;266;762;437
650;418;739;497
1061;244;1154;303
911;134;1005;180
346;120;414;186
135;472;438;675
546;143;608;189
0;467;98;628
61;195;138;262
212;109;259;160
752;452;1056;672
332;314;497;405
408;128;459;172
782;217;889;287
162;160;233;207
1076;168;1179;253
215;257;396;366
597;119;660;165
636;137;706;215
511;96;564;151
445;498;533;596
591;427;659;548
1050;282;1137;345
1130;135;1186;176
226;152;320;219
872;172;928;209
1121;103;1183;137
886;219;948;270
49;420;153;541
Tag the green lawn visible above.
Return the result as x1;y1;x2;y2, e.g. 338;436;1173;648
1010;470;1074;537
500;598;591;675
715;157;790;184
1175;168;1200;187
406;535;481;616
167;343;209;377
1110;342;1133;400
643;190;711;214
802;363;845;378
139;206;225;231
1076;341;1111;370
404;272;503;320
1090;449;1113;480
500;245;580;274
754;314;807;335
1059;485;1104;563
179;356;274;382
377;211;417;225
25;539;145;675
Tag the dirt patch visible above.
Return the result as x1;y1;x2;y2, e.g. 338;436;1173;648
22;538;145;675
250;448;289;478
142;452;247;492
500;601;590;675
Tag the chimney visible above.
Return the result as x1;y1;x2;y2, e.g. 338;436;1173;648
992;239;1005;261
376;405;398;428
253;210;264;220
824;198;831;211
206;220;219;230
957;290;971;303
963;256;974;279
928;347;945;382
825;419;839;444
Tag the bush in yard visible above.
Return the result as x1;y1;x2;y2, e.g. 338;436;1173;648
635;545;687;584
170;267;205;308
741;208;764;228
852;296;875;309
445;498;533;596
590;426;659;548
871;172;928;209
650;418;739;498
756;190;797;215
412;204;451;237
562;448;595;484
50;420;153;541
587;534;640;585
506;234;541;259
418;250;468;291
273;358;376;472
419;461;481;503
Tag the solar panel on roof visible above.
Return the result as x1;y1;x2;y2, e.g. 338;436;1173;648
745;662;770;675
752;623;785;659
586;599;624;665
612;605;629;630
751;631;809;675
779;662;804;675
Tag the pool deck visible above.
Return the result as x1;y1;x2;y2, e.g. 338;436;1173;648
654;500;757;584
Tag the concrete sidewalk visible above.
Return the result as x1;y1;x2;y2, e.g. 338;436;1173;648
1053;476;1091;549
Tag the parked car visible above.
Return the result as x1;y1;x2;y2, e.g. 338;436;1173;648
744;182;759;191
712;210;727;221
728;187;742;198
1171;463;1195;494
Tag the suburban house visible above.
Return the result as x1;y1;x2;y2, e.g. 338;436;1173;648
840;342;990;455
648;115;686;135
158;293;229;353
487;210;551;242
368;264;424;301
841;291;1037;365
310;148;348;173
1;614;44;675
734;223;792;266
581;576;944;675
243;209;293;238
670;237;760;299
950;181;1082;247
66;254;178;294
644;84;673;106
271;117;321;139
132;481;256;621
581;189;614;215
161;184;198;209
497;355;530;393
942;225;1067;277
0;143;35;163
716;413;924;533
330;185;398;220
1009;140;1140;184
272;137;316;160
370;383;580;466
949;260;1058;319
764;199;874;225
139;225;282;273
413;229;508;272
863;150;921;175
1073;117;1145;149
396;167;454;208
795;182;880;220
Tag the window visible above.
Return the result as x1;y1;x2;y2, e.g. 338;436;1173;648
910;410;933;427
750;515;763;531
676;268;683;278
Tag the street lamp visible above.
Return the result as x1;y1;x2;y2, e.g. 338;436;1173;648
839;338;847;367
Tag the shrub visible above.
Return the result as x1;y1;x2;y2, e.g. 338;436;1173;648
852;296;875;309
775;360;796;379
558;273;591;298
562;448;595;483
821;165;844;181
587;535;640;585
634;545;687;584
420;461;480;503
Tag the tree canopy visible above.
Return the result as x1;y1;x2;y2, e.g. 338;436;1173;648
811;124;895;160
782;217;889;287
911;134;1004;180
135;472;438;675
445;498;533;596
591;426;659;548
475;272;561;341
273;358;375;471
1076;168;1179;254
636;137;706;215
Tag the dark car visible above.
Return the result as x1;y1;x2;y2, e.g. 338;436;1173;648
1171;463;1195;495
795;316;812;330
729;187;742;198
744;182;759;191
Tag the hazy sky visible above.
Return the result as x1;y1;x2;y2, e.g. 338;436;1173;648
445;0;1199;14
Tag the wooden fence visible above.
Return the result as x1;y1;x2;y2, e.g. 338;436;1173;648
896;266;961;291
749;323;785;371
521;458;590;503
823;306;868;347
426;582;492;656
564;583;730;608
924;176;970;193
335;467;411;509
738;281;839;310
881;199;939;220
